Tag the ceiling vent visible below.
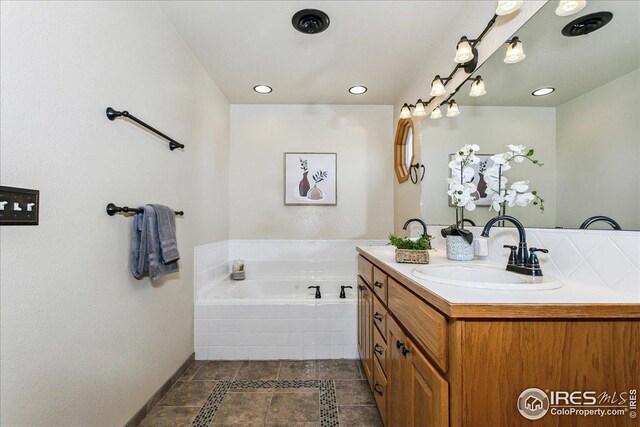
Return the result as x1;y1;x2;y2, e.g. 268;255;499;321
562;12;613;37
292;9;330;34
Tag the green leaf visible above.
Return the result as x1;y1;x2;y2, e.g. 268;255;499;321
389;234;432;251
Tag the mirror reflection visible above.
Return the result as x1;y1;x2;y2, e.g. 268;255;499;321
421;0;640;230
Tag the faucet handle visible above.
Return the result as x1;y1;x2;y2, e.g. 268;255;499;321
527;248;548;269
530;247;548;254
503;245;517;265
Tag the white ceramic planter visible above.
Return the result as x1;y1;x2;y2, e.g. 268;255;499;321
446;235;474;261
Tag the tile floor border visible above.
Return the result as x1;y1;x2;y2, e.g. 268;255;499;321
190;379;339;427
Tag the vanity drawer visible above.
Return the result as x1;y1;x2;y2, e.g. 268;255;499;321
372;266;388;304
358;255;373;287
373;357;387;425
373;326;387;375
388;278;448;372
373;297;387;338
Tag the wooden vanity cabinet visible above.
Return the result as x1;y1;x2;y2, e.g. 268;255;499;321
357;253;640;427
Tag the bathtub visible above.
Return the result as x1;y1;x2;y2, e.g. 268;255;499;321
193;239;387;361
195;278;358;360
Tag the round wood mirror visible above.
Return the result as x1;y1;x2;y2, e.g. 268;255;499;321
394;118;414;183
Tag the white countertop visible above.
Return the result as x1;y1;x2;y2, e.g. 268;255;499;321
358;246;639;305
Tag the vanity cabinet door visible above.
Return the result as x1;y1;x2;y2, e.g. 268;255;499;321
387;317;408;427
358;276;373;388
405;336;449;427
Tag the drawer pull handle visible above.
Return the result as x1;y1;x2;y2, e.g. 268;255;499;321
374;281;383;288
374;383;384;395
358;285;365;291
402;346;410;357
396;340;404;349
374;312;383;321
374;344;383;355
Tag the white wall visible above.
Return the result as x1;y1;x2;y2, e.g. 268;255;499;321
556;69;640;230
229;104;394;239
0;2;229;426
421;106;557;228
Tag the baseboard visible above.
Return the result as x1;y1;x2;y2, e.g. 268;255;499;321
124;352;195;427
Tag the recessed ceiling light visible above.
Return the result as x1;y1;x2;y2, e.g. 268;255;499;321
253;85;272;94
532;87;555;96
349;85;367;95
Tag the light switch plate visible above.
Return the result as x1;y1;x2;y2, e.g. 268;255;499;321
0;186;39;225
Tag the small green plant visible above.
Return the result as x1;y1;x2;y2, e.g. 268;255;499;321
389;234;432;251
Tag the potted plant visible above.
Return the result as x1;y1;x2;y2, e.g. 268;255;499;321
389;234;433;264
443;144;479;261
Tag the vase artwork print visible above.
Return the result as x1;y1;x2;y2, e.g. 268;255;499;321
285;152;337;206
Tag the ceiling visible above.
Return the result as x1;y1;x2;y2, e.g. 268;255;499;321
456;0;640;107
158;1;466;104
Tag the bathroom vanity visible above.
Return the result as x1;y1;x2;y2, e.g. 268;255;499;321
357;247;639;427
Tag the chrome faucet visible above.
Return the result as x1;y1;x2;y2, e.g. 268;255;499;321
481;215;548;276
580;216;622;230
403;218;428;238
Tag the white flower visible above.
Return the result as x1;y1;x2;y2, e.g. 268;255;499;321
507;144;526;154
510;180;529;193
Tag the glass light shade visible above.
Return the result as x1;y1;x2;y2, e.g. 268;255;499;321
454;37;474;64
556;0;587;16
400;104;411;119
429;76;447;97
446;101;460;117
469;77;486;97
496;0;523;15
504;40;526;64
430;106;442;119
412;102;427;118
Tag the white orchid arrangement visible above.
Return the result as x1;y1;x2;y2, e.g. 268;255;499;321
442;144;480;243
484;144;545;214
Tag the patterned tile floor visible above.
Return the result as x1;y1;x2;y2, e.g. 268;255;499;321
139;360;383;427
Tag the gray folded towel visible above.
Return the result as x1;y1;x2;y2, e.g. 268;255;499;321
130;205;179;280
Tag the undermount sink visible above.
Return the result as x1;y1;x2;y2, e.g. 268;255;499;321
411;264;564;291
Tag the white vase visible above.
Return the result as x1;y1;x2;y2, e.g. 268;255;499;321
446;235;474;261
307;185;324;200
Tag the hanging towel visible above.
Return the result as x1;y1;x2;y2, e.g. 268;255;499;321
150;204;180;264
130;205;179;280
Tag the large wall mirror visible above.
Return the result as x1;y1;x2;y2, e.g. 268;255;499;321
421;0;639;230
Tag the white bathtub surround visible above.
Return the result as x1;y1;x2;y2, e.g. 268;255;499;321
194;239;386;360
427;225;640;297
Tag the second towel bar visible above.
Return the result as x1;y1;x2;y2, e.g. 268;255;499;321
106;203;184;216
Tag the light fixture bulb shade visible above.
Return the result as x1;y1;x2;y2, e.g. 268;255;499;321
446;101;460;117
430;106;442;119
469;77;487;97
504;40;526;64
555;0;587;16
496;0;523;16
400;104;411;119
429;76;447;97
454;37;474;64
412;102;427;118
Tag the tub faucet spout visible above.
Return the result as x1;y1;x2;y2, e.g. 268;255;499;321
308;285;321;299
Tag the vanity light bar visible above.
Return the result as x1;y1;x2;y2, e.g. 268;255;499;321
399;1;533;121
